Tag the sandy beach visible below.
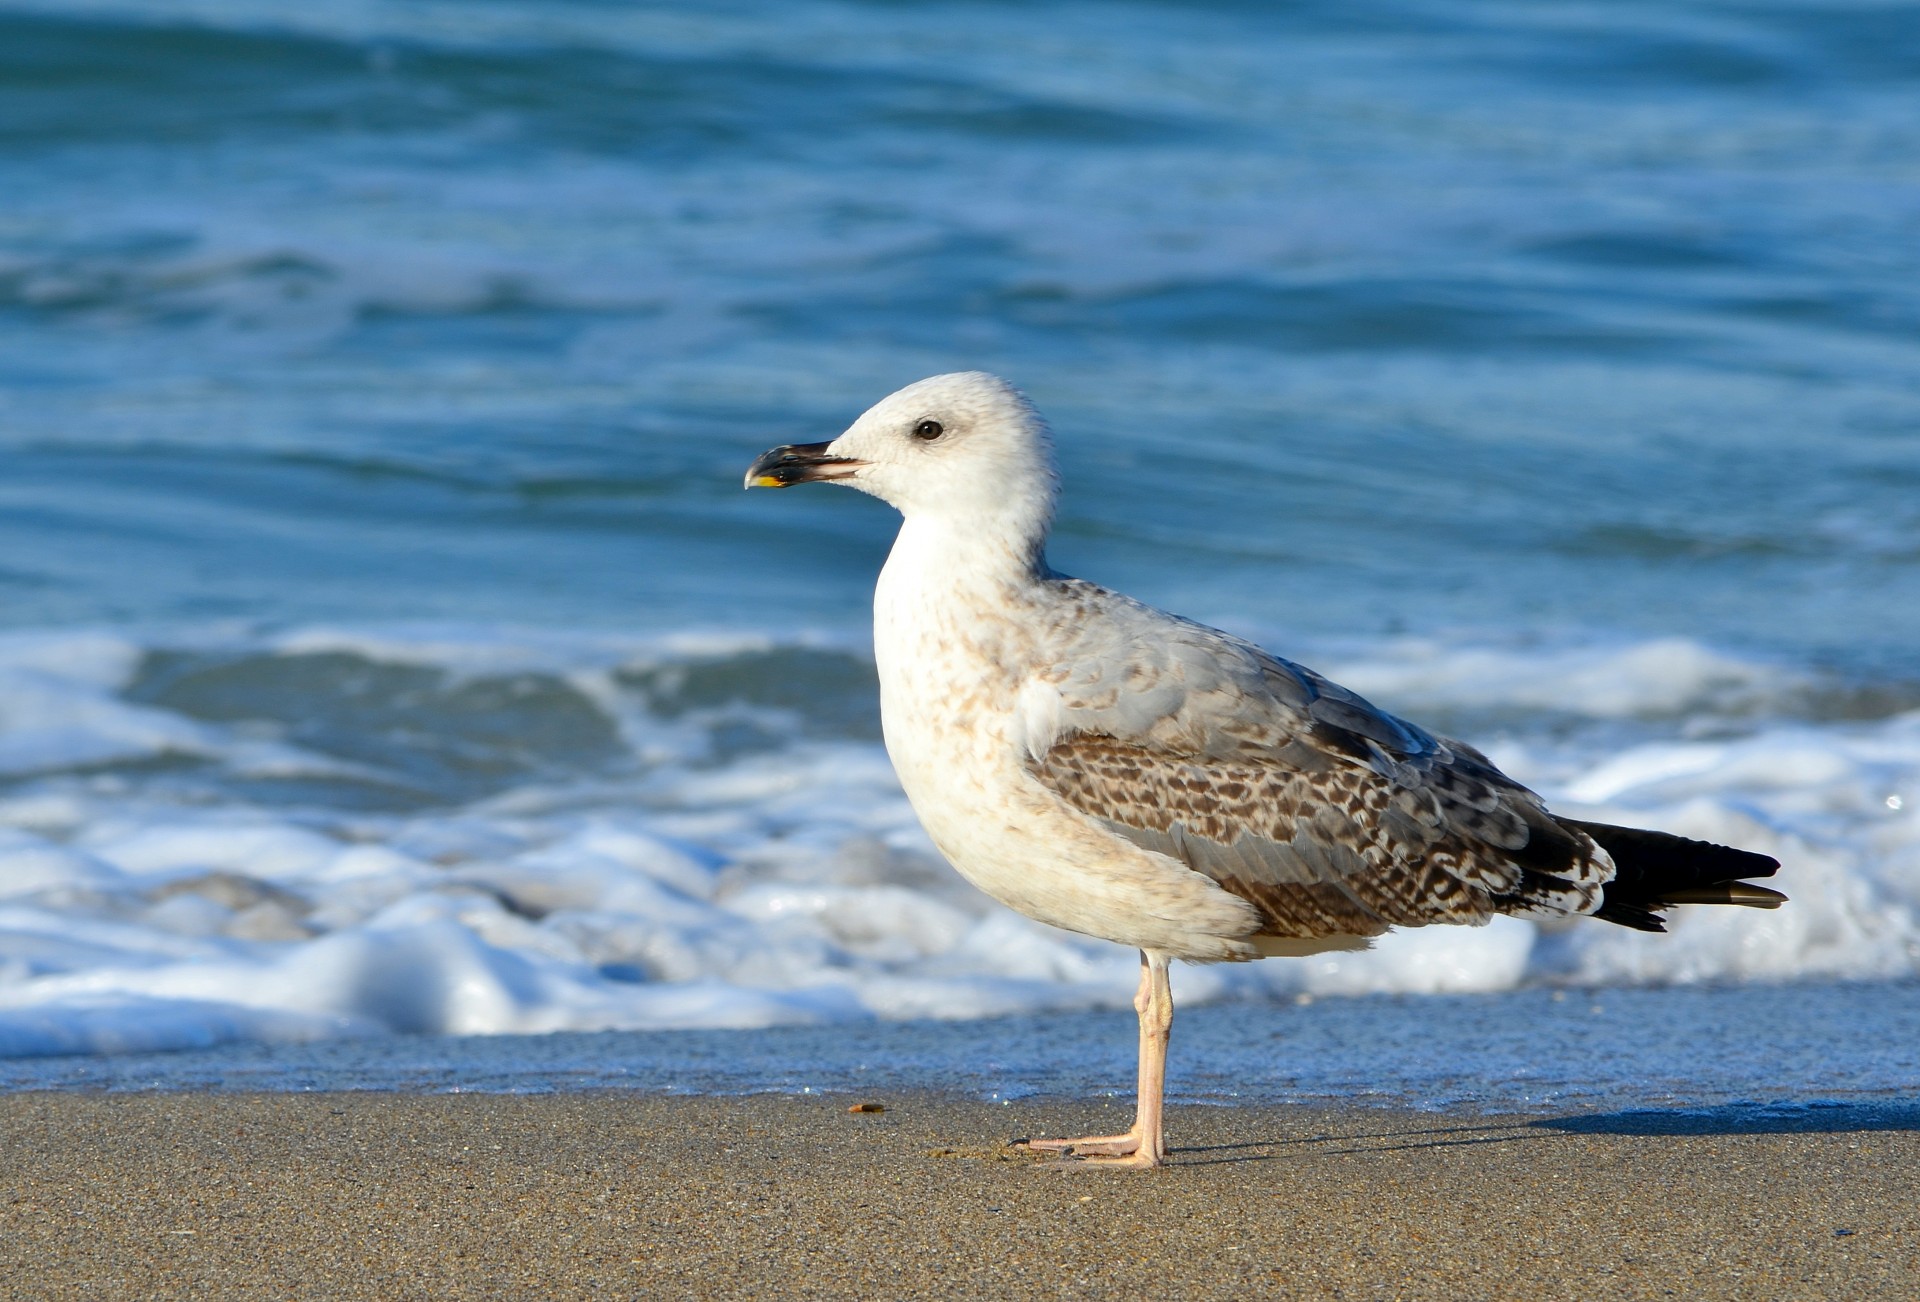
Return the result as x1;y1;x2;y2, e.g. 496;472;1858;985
6;6;1919;1300
2;1090;1913;1300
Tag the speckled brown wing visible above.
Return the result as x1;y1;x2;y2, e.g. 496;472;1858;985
1023;582;1610;939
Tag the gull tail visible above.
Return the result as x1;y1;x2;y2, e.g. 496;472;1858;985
1563;820;1786;934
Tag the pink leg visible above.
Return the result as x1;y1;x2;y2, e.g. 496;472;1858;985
1025;950;1173;1168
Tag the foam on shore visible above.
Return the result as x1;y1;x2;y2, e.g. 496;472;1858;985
0;624;1913;1059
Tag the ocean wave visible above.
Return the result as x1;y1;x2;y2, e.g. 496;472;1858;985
0;623;1913;1059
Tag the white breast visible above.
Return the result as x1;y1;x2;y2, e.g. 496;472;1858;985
871;520;1264;959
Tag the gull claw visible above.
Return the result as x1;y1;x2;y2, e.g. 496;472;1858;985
1023;1133;1141;1157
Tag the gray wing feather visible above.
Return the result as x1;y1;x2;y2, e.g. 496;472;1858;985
1025;581;1608;938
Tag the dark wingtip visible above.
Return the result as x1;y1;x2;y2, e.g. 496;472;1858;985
1564;818;1782;883
1568;819;1788;931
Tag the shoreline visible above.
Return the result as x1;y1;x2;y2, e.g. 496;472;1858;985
4;1090;1914;1299
8;982;1917;1111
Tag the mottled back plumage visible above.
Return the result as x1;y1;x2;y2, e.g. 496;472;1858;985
1021;580;1611;941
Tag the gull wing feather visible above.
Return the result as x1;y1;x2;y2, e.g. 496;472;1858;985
1023;581;1610;939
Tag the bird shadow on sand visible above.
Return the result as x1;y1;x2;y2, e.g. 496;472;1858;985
1170;1118;1549;1164
1165;1101;1920;1165
1531;1100;1920;1137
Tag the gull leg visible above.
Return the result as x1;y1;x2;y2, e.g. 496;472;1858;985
1025;950;1173;1167
1024;953;1151;1155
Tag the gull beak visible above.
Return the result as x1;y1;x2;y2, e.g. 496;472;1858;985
743;441;866;489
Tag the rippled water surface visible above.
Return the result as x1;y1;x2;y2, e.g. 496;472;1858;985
9;983;1919;1118
1;0;1917;1062
6;0;1919;653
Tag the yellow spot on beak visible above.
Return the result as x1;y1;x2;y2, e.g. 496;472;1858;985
748;474;788;489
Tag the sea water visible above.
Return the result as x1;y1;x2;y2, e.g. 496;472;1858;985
0;0;1917;1071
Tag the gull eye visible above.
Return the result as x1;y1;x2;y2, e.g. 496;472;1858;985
912;419;944;441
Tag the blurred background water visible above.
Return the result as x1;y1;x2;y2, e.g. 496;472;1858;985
0;0;1917;1071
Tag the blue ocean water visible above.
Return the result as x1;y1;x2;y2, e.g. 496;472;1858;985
0;0;1917;1067
4;0;1918;655
9;984;1917;1119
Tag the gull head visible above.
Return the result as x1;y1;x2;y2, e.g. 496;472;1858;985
745;372;1057;528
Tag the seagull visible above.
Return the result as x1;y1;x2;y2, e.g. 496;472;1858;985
745;372;1785;1168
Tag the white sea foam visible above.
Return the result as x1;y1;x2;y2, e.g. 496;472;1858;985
0;624;1913;1059
1321;636;1797;720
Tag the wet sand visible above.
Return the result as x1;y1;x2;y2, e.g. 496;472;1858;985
2;1091;1914;1300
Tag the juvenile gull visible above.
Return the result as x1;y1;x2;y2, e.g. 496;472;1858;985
745;372;1784;1168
